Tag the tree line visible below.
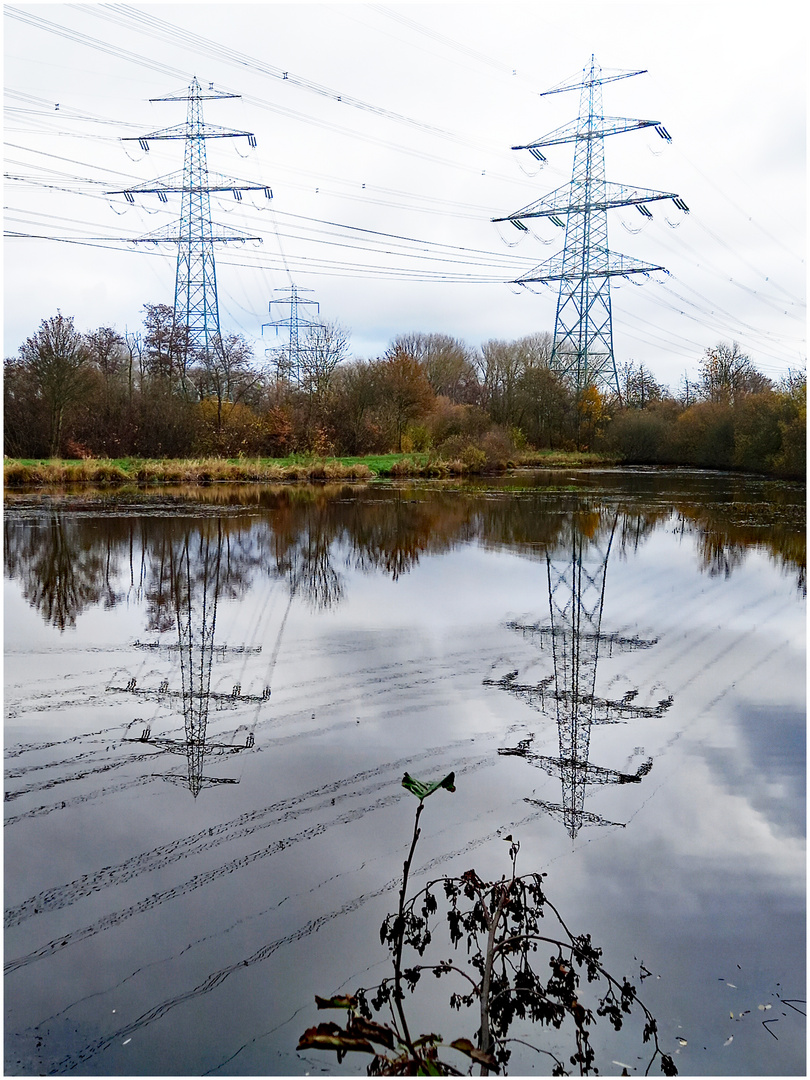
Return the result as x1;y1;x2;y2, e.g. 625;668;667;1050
3;306;805;478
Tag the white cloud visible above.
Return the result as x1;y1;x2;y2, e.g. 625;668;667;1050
4;2;805;388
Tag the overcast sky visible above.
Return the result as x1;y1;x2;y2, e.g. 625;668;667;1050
3;2;806;391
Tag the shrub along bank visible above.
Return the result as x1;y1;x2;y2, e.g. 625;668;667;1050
4;312;804;481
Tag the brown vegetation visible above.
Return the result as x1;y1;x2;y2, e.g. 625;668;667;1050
4;310;805;480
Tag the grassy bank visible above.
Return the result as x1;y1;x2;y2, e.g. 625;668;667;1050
4;450;613;487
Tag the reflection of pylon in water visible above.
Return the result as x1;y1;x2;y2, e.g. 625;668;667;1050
489;511;672;838
174;524;221;795
121;523;269;796
500;734;652;832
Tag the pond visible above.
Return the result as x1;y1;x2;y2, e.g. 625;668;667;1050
3;468;806;1076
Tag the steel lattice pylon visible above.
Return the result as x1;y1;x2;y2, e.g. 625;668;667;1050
174;80;221;357
494;56;688;396
112;78;271;359
263;284;321;386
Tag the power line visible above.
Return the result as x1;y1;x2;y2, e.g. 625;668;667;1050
12;4;533;186
86;3;462;141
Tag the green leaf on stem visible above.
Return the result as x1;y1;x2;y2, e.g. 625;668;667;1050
402;771;456;800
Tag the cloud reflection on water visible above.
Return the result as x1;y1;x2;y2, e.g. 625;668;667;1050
3;471;805;1076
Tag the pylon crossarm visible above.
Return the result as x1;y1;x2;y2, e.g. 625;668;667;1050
593;182;680;210
539;66;647;97
497;182;679;225
123;122;253;142
158;773;239;788
517;254;665;283
128;223;261;244
110;172;269;197
514;115;659;150
151;90;240;103
521;267;662;283
492;184;575;223
525;799;625;830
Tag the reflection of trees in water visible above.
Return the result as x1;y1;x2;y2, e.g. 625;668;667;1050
139;518;263;632
256;488;474;606
615;507;665;556
694;531;747;579
5;481;806;625
676;511;805;593
347;493;473;580
264;497;345;609
3;512;122;631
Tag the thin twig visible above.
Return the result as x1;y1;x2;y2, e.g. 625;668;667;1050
392;798;424;1062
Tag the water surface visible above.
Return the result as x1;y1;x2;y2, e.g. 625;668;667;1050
4;469;805;1075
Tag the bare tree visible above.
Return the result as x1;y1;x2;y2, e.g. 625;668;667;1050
515;330;553;370
699;342;771;405
678;372;697;408
479;339;524;425
299;320;351;401
618;360;666;408
142;303;192;391
123;328;144;399
515;365;573;447
17;313;91;457
86;326;127;380
329;360;384;454
389;332;479;404
195;334;261;428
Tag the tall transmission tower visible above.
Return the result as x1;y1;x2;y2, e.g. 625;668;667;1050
493;56;688;397
262;284;321;386
487;512;673;839
111;77;271;358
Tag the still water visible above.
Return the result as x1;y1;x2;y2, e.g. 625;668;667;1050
4;469;805;1076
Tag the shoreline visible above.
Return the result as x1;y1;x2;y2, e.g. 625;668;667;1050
3;451;613;487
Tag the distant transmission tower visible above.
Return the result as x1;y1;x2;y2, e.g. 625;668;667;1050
111;77;271;358
262;285;321;386
493;56;688;396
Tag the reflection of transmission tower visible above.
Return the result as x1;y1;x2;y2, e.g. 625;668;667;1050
262;285;321;386
120;525;267;796
488;512;673;838
174;526;221;794
493;56;688;396
111;77;271;356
